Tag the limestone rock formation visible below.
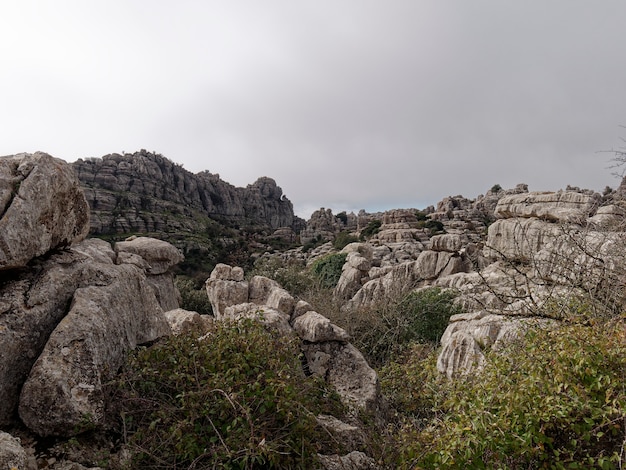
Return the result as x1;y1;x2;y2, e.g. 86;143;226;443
0;152;90;270
494;190;599;222
0;431;27;469
205;264;380;415
19;261;171;436
73;150;299;234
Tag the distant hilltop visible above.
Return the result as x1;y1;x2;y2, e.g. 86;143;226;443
73;149;303;235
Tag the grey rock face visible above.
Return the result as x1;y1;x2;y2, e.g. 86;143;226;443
0;152;90;270
0;431;27;469
18;263;171;436
73;150;298;234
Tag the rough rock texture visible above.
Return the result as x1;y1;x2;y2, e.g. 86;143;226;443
165;308;212;336
205;264;249;319
18;261;171;437
494;191;598;222
293;311;350;342
300;208;346;245
73;150;300;234
318;451;379;470
0;152;90;270
0;431;27;469
484;218;561;262
205;264;380;415
302;342;379;412
114;236;184;275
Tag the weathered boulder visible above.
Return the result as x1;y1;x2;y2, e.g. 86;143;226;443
293;311;350;343
494;191;597;222
302;342;379;412
436;330;486;378
248;275;295;317
205;264;249;319
430;233;463;252
484;217;561;262
0;238;111;426
19;263;171;437
222;303;293;335
165;308;212;335
318;451;379;470
0;152;90;270
0;431;27;469
114;236;184;275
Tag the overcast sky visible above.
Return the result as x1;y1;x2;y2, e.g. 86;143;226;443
2;1;626;218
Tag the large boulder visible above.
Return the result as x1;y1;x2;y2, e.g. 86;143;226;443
114;236;184;275
494;191;597;222
0;431;27;469
0;152;90;270
18;262;171;437
205;264;249;319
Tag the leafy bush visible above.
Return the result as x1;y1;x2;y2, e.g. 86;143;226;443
360;220;382;240
175;276;213;315
310;253;347;289
385;322;626;469
114;319;345;469
250;257;315;297
490;183;503;193
332;231;358;250
336;287;461;367
335;211;348;224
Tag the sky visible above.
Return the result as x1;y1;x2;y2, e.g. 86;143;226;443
2;1;626;219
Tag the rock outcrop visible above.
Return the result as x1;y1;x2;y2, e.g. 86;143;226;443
0;152;183;436
0;152;90;270
205;263;380;414
73;150;302;236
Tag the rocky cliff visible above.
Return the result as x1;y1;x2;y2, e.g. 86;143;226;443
73;150;300;232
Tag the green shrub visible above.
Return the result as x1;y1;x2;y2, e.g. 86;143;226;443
388;322;626;469
336;287;461;368
332;231;358;250
490;183;503;193
114;319;345;469
250;257;315;297
175;276;213;315
335;211;348;224
310;253;347;289
360;220;382;240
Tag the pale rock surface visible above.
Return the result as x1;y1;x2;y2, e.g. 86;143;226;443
114;236;184;275
205;264;249;319
318;451;379;470
494;191;597;222
316;415;366;452
292;299;315;322
0;152;90;270
302;342;379;412
0;238;117;426
0;431;27;469
248;275;295;317
222;303;293;335
165;308;211;335
436;330;486;378
292;311;350;343
588;204;626;228
19;263;171;437
484;217;561;262
430;233;463;252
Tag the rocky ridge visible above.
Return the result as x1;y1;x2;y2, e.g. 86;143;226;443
0;152;382;469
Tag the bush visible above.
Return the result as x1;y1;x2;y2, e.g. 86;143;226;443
332;231;358;250
175;276;213;315
387;322;626;469
360;220;382;240
310;253;347;289
114;319;345;469
249;257;315;297
336;287;461;368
